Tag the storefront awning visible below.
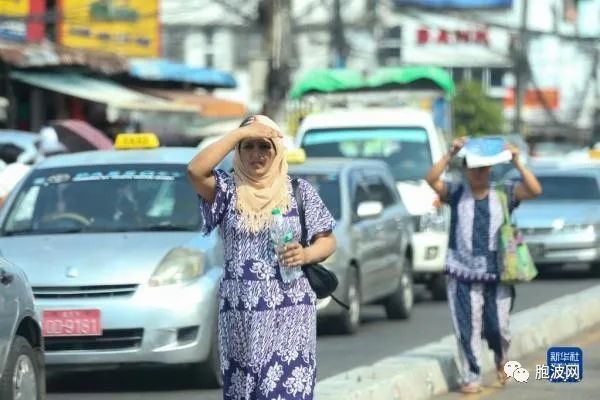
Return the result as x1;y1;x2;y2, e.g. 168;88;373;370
129;58;237;88
136;87;247;118
290;66;455;99
10;71;198;113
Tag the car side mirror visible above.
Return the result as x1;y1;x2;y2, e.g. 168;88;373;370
356;201;383;219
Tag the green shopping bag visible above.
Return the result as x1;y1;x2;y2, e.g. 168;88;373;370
496;188;538;283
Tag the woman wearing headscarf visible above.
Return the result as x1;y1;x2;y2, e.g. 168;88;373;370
426;137;542;393
188;115;336;399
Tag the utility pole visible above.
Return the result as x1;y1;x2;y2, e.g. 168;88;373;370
261;0;293;120
331;0;348;68
513;0;529;134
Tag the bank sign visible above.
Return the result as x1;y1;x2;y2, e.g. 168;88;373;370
0;0;45;42
58;0;159;58
394;0;512;7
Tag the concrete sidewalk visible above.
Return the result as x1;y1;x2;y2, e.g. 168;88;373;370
436;324;600;399
314;284;600;400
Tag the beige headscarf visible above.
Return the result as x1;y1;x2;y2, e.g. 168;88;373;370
233;115;291;233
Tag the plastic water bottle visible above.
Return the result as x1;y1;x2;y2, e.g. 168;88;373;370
270;208;302;283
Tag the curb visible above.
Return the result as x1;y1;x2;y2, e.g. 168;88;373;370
315;284;600;400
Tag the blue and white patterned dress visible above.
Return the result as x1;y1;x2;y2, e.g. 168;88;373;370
442;181;519;384
199;169;335;400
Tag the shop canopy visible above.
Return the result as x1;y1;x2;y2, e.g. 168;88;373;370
136;87;247;118
128;58;237;88
290;66;455;99
10;71;198;114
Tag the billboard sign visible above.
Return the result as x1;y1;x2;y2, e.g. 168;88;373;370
0;0;45;42
58;0;160;57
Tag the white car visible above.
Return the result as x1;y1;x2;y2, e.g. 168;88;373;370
296;108;450;300
0;257;45;399
0;130;41;165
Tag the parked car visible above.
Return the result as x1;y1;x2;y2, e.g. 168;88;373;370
0;130;41;165
530;140;581;159
509;166;600;274
295;108;450;300
0;134;223;387
288;157;415;334
0;256;45;399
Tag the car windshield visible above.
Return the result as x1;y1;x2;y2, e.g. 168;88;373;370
302;127;431;181
534;175;600;201
2;164;202;235
290;173;341;221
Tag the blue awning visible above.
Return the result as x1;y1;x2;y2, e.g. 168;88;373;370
128;58;237;88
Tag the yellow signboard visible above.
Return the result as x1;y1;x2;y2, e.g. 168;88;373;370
59;0;159;58
0;0;45;42
115;133;160;150
0;0;29;16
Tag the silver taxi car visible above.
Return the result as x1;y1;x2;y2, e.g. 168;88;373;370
288;157;415;334
0;134;223;387
0;256;45;399
510;166;600;273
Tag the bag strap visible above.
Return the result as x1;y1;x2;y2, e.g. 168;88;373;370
495;185;510;224
292;178;308;247
291;178;349;310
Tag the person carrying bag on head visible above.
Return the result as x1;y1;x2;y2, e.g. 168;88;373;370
188;115;336;400
425;137;542;394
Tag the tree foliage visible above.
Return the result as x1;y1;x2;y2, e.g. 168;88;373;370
453;81;504;137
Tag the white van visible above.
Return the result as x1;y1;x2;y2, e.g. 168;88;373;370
296;108;450;300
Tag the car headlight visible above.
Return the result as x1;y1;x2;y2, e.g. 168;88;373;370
149;248;204;287
417;211;446;232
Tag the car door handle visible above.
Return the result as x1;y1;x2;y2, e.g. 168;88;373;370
0;269;13;285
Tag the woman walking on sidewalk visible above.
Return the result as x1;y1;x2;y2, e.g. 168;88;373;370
426;138;542;393
188;115;336;399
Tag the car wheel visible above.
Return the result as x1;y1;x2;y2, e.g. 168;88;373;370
0;336;44;400
429;274;447;301
335;267;361;335
190;332;223;389
384;257;414;320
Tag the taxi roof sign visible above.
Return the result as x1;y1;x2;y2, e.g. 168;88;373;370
115;133;160;150
287;148;306;164
589;149;600;160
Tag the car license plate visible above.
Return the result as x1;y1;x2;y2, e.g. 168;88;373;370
42;309;102;337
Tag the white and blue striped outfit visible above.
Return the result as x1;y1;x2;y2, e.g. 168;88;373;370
443;181;519;385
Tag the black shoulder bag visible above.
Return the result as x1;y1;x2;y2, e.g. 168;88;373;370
292;179;349;310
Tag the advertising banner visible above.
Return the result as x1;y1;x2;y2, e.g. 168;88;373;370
0;0;45;42
58;0;159;57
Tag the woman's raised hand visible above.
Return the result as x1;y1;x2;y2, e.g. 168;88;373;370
449;137;467;158
237;117;283;141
